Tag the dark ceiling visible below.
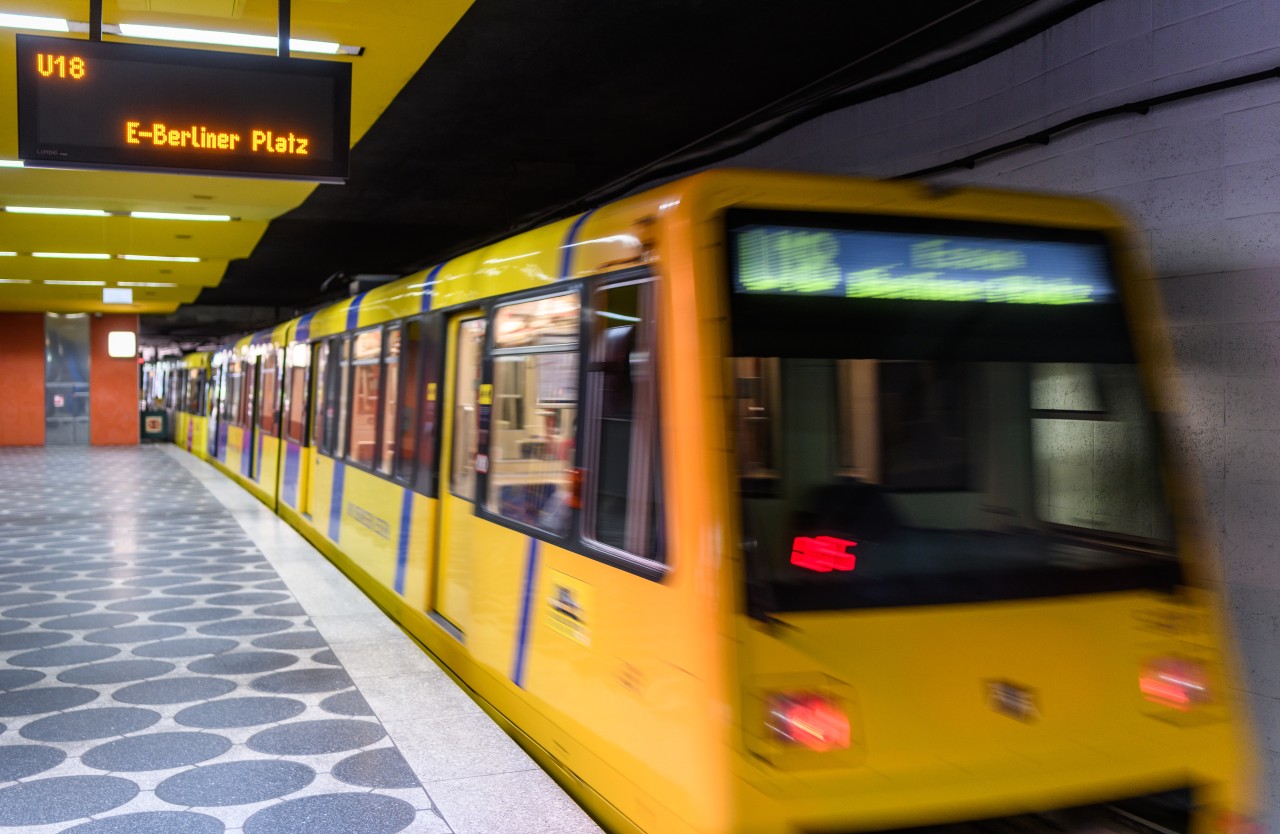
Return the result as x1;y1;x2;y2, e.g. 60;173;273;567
147;0;1102;342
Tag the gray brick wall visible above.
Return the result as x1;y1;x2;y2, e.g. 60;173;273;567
726;0;1280;822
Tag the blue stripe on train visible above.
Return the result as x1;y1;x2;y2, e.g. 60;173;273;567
558;209;597;280
394;489;413;595
283;442;300;507
422;263;445;313
511;537;540;688
328;461;345;543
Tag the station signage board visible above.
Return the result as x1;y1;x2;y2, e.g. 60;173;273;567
16;34;351;182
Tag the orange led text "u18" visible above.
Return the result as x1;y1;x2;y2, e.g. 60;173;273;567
124;122;310;156
37;53;86;79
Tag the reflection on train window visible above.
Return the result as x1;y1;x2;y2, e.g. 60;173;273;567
284;343;309;445
486;293;580;534
334;338;352;459
378;326;401;475
397;321;422;484
238;360;255;428
227;362;242;426
312;341;330;452
259;348;280;437
734;357;781;487
450;319;487;500
734;357;1174;610
584;280;662;560
347;328;382;468
1031;363;1165;538
878;361;968;490
185;369;205;415
412;317;443;494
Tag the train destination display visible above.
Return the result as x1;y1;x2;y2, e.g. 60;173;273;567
733;224;1115;305
16;34;351;181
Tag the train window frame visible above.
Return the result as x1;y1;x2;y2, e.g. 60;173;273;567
376;323;401;476
580;271;666;570
410;314;444;498
344;325;384;472
282;341;311;447
333;335;353;460
461;271;667;583
257;346;282;438
312;340;331;454
476;288;584;541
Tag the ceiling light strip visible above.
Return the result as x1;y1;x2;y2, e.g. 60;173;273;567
0;13;68;32
117;282;179;288
44;280;106;286
6;206;110;217
119;255;201;263
2;205;237;221
33;252;111;259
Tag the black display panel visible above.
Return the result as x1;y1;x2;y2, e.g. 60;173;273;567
16;34;351;182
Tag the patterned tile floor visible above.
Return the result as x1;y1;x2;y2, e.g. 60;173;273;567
0;446;602;834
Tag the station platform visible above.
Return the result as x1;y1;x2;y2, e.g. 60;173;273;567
0;446;604;834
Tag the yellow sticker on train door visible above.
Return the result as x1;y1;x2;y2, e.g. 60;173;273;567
546;570;592;646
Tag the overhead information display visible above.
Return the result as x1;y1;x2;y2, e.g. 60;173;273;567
732;223;1115;305
16;34;351;182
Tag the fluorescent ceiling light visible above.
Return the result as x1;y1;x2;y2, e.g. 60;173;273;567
131;211;232;222
0;160;24;168
33;252;111;259
44;280;106;286
0;252;15;257
0;12;68;32
118;281;178;288
120;254;200;263
6;206;110;217
117;23;341;54
0;278;31;284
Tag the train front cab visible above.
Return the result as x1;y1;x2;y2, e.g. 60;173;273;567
190;169;1256;834
676;173;1256;834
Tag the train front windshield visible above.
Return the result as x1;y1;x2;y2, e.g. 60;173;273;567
728;212;1179;612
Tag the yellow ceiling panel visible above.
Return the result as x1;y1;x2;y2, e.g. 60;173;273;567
0;0;476;314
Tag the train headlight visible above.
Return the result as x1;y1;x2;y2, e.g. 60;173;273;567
765;691;851;752
1139;657;1210;711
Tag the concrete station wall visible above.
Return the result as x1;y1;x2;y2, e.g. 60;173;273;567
727;0;1280;821
0;312;138;447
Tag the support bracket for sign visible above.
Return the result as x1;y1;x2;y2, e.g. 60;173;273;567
89;0;101;41
278;0;290;58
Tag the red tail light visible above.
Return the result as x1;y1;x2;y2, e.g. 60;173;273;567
1140;657;1210;711
766;692;851;752
790;536;856;572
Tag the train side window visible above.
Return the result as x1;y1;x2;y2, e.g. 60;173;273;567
284;343;310;445
347;328;383;468
378;325;402;475
227;362;243;426
258;348;280;437
450;319;488;500
312;342;330;453
411;316;443;495
484;292;581;536
396;319;423;485
334;337;352;459
583;279;663;562
239;359;256;429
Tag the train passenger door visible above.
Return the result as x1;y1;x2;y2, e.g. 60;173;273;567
432;313;487;638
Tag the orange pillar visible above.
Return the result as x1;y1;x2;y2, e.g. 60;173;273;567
0;313;46;446
89;313;139;446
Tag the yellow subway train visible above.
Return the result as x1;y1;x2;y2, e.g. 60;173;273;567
158;169;1258;834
